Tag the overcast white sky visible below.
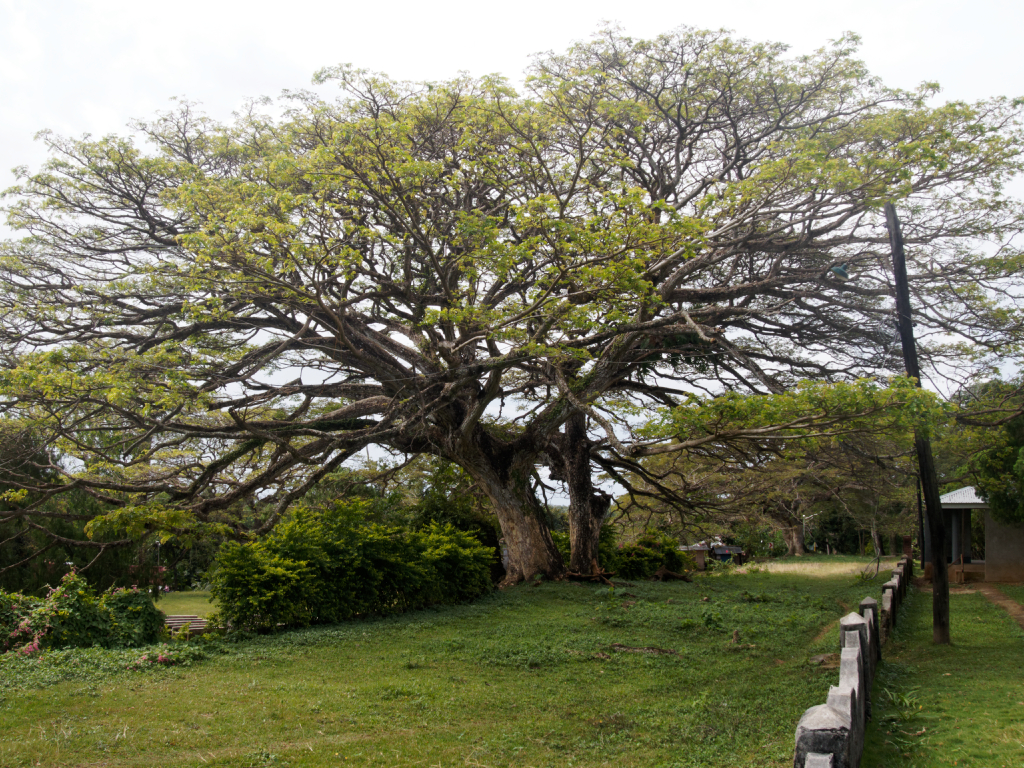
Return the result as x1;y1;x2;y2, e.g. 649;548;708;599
2;0;1023;191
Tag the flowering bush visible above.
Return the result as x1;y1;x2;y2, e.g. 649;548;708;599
0;572;165;654
36;572;111;649
0;591;42;653
124;644;196;670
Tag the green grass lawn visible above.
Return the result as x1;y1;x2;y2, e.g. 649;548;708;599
862;586;1024;767
0;570;877;768
153;590;217;618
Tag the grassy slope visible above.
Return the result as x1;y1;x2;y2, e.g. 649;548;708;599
153;591;217;618
0;571;874;768
863;586;1024;767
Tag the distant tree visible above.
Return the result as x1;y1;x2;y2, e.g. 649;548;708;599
605;378;939;555
970;417;1024;523
946;376;1024;524
0;423;140;591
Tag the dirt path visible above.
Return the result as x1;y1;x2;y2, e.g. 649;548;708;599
919;579;1024;630
809;600;853;645
974;583;1024;630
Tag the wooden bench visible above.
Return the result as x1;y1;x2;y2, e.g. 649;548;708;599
164;615;211;636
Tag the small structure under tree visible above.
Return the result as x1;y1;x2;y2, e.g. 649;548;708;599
929;486;1024;583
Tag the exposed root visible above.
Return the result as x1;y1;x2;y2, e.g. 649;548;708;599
610;642;678;656
809;653;840;669
565;567;617;587
651;566;692;582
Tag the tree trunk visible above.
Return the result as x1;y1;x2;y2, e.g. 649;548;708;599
781;525;805;556
466;457;565;586
870;521;883;558
561;410;610;575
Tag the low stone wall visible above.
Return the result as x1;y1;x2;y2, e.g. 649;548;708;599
793;555;912;768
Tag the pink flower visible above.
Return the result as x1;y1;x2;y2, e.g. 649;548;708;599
20;640;39;655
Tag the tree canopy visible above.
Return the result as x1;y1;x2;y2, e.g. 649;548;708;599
943;376;1024;525
1;27;1022;582
605;377;938;552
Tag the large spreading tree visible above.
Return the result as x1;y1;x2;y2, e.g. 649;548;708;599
1;28;1021;583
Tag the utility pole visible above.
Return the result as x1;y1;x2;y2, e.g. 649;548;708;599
886;203;951;644
916;474;926;572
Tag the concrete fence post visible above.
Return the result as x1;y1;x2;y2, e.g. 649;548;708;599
827;684;861;768
882;581;898;622
794;705;851;768
858;598;881;662
879;590;893;644
840;613;872;687
840;636;867;723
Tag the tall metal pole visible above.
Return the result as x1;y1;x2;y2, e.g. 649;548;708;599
886;203;951;644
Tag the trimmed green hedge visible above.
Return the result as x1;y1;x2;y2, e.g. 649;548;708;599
1;572;164;654
209;502;495;632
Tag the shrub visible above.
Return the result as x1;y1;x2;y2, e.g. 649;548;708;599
209;501;494;632
412;524;495;603
550;525;619;572
551;527;694;578
550;530;570;564
210;544;316;632
100;587;165;647
610;532;695;579
614;542;665;579
349;523;441;616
